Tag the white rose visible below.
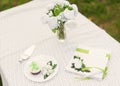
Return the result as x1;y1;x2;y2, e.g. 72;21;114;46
59;12;68;22
63;9;75;20
73;59;82;68
57;15;62;20
48;17;58;29
74;62;82;69
72;4;78;16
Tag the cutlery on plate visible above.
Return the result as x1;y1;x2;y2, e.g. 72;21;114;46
19;45;36;63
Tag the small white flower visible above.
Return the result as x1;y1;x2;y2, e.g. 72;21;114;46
63;9;75;20
48;17;58;29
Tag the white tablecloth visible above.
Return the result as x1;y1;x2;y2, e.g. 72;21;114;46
0;0;120;86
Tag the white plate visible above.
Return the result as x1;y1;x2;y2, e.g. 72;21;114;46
24;55;58;82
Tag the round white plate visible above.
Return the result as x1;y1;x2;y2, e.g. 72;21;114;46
24;55;58;82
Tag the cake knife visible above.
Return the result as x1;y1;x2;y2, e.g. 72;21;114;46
19;45;36;63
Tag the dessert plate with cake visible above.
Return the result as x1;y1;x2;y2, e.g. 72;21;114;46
24;55;58;82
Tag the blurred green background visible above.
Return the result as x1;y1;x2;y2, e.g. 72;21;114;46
0;0;120;85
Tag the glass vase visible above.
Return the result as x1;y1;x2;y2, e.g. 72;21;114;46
57;21;66;42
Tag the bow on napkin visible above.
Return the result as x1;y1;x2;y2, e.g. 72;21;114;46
66;45;111;80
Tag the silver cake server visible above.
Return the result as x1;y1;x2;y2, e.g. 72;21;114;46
19;45;36;62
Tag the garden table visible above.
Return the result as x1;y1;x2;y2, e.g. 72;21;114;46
0;0;120;86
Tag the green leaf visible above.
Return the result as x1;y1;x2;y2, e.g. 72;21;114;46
44;74;49;79
75;68;82;71
73;56;81;59
81;63;86;68
53;8;61;16
75;76;92;80
102;66;108;79
47;61;52;66
52;64;57;69
74;56;78;59
76;48;89;54
106;53;110;60
81;67;91;72
52;29;56;33
68;6;73;10
71;63;75;68
64;4;73;10
52;28;58;33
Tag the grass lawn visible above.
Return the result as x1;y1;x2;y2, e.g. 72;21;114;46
68;0;120;42
0;0;120;85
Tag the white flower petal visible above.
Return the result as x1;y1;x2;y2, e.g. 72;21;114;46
74;61;82;68
72;4;78;16
63;9;75;20
63;1;70;6
57;15;62;20
48;17;58;29
48;69;54;74
72;4;78;12
59;12;67;22
73;59;80;63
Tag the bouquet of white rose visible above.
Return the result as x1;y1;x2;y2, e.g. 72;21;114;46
43;1;78;41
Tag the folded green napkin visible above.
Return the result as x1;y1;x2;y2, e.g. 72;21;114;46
66;45;111;80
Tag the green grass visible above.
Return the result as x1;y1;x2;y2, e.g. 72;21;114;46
68;0;120;42
0;0;31;11
0;0;120;85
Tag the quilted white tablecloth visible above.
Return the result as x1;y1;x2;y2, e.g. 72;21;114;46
0;0;120;86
